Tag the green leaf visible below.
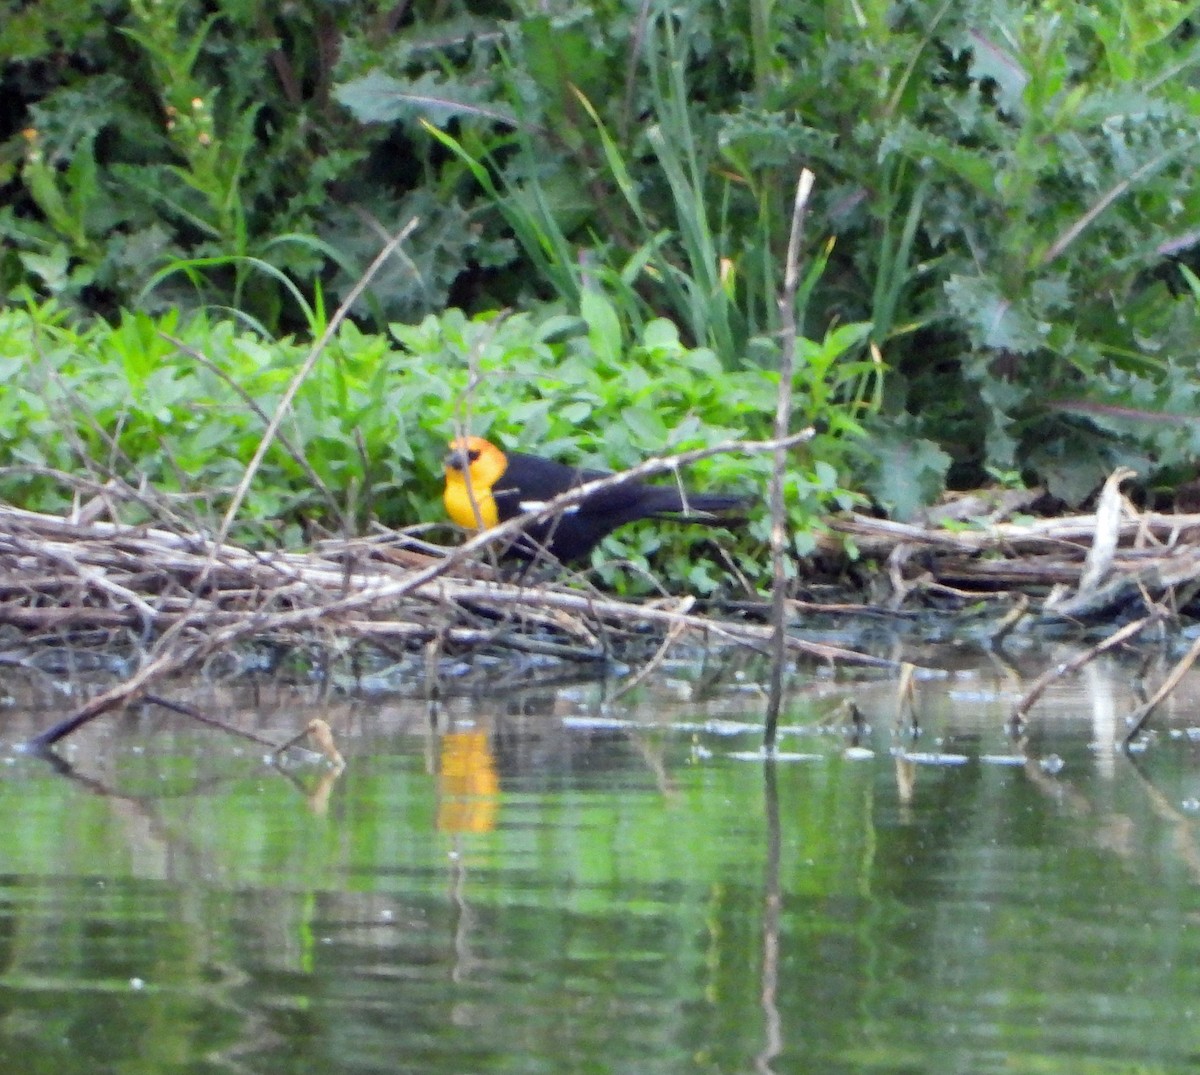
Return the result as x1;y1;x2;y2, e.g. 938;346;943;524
883;124;998;197
944;274;1045;354
581;289;623;367
865;430;951;521
536;315;588;344
641;318;682;354
334;71;517;128
621;404;668;447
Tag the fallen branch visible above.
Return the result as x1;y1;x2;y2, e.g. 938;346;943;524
1010;610;1165;729
1122;633;1200;744
829;508;1200;554
823;502;1200;616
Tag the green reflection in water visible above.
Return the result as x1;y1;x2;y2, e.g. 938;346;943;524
0;713;1199;1074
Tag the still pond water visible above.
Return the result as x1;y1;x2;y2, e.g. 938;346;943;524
3;642;1200;1074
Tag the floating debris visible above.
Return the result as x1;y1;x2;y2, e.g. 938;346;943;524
560;715;636;730
893;750;970;766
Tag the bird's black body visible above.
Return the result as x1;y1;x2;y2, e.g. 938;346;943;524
490;450;748;563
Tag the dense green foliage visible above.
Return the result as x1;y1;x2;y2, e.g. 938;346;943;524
0;300;868;590
3;0;1200;526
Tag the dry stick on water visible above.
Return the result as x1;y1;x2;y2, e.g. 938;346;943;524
274;718;346;770
1009;610;1164;731
25;648;187;751
144;693;282;750
1123;632;1200;745
1074;466;1137;597
893;662;919;736
764;167;816;750
989;594;1030;647
611;595;695;703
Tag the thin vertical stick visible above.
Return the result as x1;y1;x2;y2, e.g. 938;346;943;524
764;168;815;750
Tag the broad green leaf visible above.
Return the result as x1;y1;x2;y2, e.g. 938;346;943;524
334;70;517;128
621;404;669;447
581;288;623;367
864;431;951;520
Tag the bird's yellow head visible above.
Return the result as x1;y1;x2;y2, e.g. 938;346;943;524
443;435;508;531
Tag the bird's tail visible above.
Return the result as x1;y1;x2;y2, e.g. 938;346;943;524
643;488;751;521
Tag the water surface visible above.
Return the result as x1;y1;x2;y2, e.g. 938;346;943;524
3;649;1200;1074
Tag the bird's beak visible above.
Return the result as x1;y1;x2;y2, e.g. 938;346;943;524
443;448;469;472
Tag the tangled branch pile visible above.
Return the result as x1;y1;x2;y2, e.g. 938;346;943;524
826;503;1200;619
0;429;871;749
0;501;877;677
8;461;1200;749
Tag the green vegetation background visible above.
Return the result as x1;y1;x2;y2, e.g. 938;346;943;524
3;0;1200;589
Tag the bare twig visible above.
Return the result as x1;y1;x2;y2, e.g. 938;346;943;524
988;594;1030;646
1072;466;1136;597
1122;633;1200;744
827;509;1200;556
611;596;695;702
157;330;348;532
1040;148;1184;266
143;693;282;749
24;649;187;751
274;718;346;770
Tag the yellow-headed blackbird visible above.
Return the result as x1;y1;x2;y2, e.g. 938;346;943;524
443;435;749;563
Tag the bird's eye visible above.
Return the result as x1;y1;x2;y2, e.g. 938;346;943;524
467;449;481;462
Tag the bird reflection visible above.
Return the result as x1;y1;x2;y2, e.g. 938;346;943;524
437;730;500;834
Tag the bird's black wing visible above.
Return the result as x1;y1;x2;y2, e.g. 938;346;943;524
493;452;642;512
486;450;748;563
498;450;745;519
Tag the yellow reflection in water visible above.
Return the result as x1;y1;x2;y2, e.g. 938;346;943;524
437;730;499;833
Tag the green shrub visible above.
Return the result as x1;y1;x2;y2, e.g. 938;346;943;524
6;0;1200;514
0;0;515;331
0;299;870;591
